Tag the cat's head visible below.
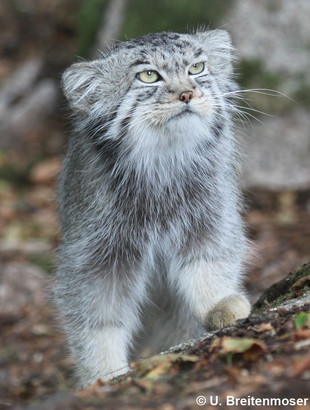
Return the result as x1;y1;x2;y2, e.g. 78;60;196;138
62;30;235;148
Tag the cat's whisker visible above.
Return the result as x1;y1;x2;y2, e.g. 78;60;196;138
223;88;296;109
233;104;272;118
231;107;267;126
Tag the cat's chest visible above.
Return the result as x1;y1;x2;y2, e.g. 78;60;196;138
111;164;220;237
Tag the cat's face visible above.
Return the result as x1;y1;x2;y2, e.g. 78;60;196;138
63;30;235;149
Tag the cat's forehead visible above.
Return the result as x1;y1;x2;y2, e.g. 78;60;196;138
109;32;204;65
124;32;195;49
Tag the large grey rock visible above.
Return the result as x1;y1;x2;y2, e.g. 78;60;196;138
0;59;59;152
239;109;310;189
227;0;310;189
228;0;310;85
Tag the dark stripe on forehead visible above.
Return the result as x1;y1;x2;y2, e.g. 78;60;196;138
174;41;191;49
194;48;204;58
130;60;151;67
166;33;181;40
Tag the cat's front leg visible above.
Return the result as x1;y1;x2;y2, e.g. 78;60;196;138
71;324;132;388
54;268;147;389
169;259;250;331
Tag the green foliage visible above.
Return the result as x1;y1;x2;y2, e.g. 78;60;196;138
237;58;282;90
121;0;230;40
0;164;29;188
294;312;309;329
77;0;109;57
293;80;310;107
226;352;233;366
236;58;293;115
28;254;56;275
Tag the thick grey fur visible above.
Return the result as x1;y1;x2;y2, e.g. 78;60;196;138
54;30;250;388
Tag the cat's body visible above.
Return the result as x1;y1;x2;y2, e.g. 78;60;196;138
55;30;250;388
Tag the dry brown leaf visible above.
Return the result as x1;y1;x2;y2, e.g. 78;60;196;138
210;337;221;351
145;360;175;379
290;275;310;296
131;378;154;392
77;379;106;397
217;337;267;362
252;322;275;333
290;354;310;377
294;329;310;341
221;337;266;354
132;353;199;379
29;158;61;185
264;360;286;377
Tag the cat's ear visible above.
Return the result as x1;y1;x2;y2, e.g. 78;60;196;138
196;30;234;76
62;61;104;113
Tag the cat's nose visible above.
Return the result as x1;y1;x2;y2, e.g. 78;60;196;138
179;91;193;104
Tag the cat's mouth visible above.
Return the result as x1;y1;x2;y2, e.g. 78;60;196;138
170;106;198;121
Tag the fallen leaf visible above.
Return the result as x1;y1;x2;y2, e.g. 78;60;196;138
132;353;199;379
294;312;310;329
77;379;105;397
29;158;61;185
288;354;310;377
293;329;310;341
131;379;154;392
252;322;275;333
210;337;221;351
221;337;266;354
290;276;310;296
218;337;267;362
146;360;175;379
264;360;286;377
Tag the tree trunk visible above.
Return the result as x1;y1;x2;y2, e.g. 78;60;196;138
92;0;130;56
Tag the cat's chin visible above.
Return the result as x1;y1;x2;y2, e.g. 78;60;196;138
164;110;207;138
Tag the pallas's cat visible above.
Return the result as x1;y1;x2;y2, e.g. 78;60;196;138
55;30;250;388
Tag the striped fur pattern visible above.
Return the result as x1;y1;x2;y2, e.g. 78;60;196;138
55;30;250;388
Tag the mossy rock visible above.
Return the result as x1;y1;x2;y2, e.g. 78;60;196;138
253;262;310;311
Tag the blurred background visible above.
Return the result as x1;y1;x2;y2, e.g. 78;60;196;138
0;0;309;403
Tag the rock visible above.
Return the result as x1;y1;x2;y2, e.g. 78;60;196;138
227;0;310;189
8;79;59;135
228;0;310;83
165;262;310;355
0;58;59;155
239;109;310;189
0;59;43;116
253;262;310;311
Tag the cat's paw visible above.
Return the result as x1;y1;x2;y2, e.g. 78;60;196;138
204;294;250;331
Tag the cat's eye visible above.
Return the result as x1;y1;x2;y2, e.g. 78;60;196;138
189;62;205;75
137;70;160;83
